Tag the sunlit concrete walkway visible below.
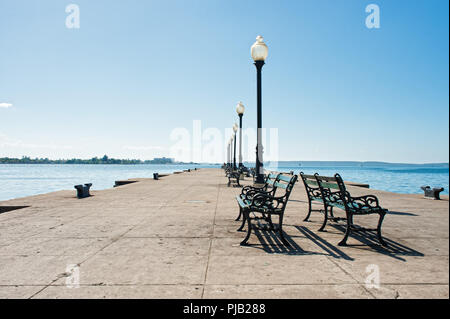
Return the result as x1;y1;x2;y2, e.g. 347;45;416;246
0;168;448;298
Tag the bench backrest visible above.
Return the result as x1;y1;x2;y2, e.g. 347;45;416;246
260;172;281;195
314;173;347;206
266;173;279;186
299;172;322;199
273;173;297;200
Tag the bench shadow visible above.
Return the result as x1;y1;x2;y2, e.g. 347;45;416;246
247;220;350;259
250;227;324;256
0;206;30;215
288;199;309;203
387;211;418;217
327;224;424;261
294;226;354;261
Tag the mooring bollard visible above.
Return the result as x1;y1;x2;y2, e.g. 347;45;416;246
420;186;444;200
153;173;159;180
74;183;92;198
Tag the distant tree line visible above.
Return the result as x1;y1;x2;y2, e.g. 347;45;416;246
0;156;195;165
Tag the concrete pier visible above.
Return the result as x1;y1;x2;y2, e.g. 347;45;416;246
0;168;448;299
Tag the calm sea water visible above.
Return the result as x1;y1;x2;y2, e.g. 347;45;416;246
0;164;219;201
266;163;449;196
0;163;448;201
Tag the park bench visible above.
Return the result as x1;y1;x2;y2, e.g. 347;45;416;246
226;167;241;187
235;174;298;246
299;172;341;231
235;172;280;221
314;173;388;246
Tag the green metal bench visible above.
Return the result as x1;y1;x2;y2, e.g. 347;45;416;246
235;173;281;222
299;172;348;231
314;173;388;246
226;167;241;187
299;172;334;231
235;174;298;246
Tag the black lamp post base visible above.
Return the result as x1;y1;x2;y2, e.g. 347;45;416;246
254;175;265;184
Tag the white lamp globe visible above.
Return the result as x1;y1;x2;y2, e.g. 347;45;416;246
233;123;238;132
236;101;245;115
251;35;268;62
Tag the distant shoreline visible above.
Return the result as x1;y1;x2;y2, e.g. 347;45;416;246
0;156;199;165
0;158;448;167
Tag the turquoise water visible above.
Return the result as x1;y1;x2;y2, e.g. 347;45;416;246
0;163;448;201
0;164;219;201
265;163;449;196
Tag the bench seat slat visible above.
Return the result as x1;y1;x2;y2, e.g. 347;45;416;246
236;195;251;208
319;181;340;189
315;175;338;182
274;181;288;189
305;180;318;186
278;175;292;182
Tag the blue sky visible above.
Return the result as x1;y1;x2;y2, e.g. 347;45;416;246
0;0;448;163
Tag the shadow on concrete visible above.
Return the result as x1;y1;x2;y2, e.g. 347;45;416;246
327;224;424;262
387;210;418;217
0;206;30;215
247;220;424;262
288;199;309;203
251;226;325;256
294;226;353;261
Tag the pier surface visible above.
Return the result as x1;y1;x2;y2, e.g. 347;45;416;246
0;168;448;299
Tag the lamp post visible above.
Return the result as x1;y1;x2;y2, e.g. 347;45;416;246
229;137;233;167
228;138;232;167
233;123;238;169
251;35;268;184
227;141;230;167
236;101;245;168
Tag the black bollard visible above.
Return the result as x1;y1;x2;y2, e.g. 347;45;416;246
74;183;92;198
153;173;159;180
421;186;444;200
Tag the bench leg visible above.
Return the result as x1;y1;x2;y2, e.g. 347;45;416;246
329;206;335;219
318;204;329;232
303;200;312;222
237;211;247;231
235;207;242;221
240;211;252;245
338;214;353;246
266;215;275;230
377;211;387;246
278;214;290;247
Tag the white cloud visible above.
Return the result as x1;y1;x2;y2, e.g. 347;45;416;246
0;103;13;108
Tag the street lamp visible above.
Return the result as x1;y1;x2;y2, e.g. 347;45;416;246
228;138;232;167
229;137;233;167
227;140;230;167
236;101;245;168
232;123;238;169
251;35;268;184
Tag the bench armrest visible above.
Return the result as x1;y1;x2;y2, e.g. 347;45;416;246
250;193;285;210
346;194;380;209
227;171;240;178
244;188;273;200
320;189;342;203
241;185;266;195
